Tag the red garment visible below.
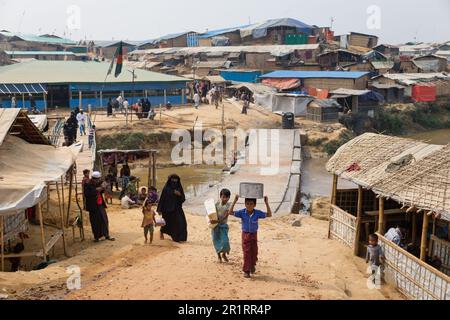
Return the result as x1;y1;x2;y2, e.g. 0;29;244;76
242;232;258;273
97;193;103;205
346;162;361;172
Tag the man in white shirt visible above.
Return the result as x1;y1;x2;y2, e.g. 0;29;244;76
76;110;87;136
121;193;137;209
123;99;129;114
384;226;406;248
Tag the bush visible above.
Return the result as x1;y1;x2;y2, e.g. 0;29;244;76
307;137;328;147
374;109;408;135
323;130;354;156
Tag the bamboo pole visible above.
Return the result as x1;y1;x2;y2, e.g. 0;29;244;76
1;216;4;272
59;197;68;257
152;152;157;188
328;174;338;239
429;217;436;257
412;212;417;244
147;153;152;191
378;197;385;234
420;212;430;261
60;176;66;227
331;174;338;205
66;167;74;227
37;203;48;262
354;186;364;256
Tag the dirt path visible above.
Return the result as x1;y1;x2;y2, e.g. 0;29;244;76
56;208;403;300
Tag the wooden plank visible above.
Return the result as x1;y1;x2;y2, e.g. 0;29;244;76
365;209;406;216
36;231;63;258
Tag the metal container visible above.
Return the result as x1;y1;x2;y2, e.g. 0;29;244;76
240;183;264;199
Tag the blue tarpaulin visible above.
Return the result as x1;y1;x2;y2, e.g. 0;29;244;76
220;70;262;83
260;71;369;79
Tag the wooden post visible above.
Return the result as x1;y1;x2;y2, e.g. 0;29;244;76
378;197;385;234
331;174;338;205
43;92;48;114
1;216;4;272
354;186;364;256
159;104;162;128
22;94;25;109
420;212;430;261
328;174;338;239
152;152;157;188
412;213;417;244
100;91;103;109
147;152;152;191
37;203;48;262
78;90;82;110
429;217;436;256
66;167;74;227
60;176;66;226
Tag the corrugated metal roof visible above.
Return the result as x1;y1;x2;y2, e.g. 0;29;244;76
131;44;320;57
240;18;312;39
260;70;369;79
0;31;76;45
0;60;188;84
198;25;250;39
371;61;394;69
5;51;75;56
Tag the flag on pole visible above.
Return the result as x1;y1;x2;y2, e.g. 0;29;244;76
114;41;123;78
106;41;124;78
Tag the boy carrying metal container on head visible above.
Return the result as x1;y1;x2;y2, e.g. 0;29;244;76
228;195;272;278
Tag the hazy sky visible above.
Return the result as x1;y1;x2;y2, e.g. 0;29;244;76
0;0;449;44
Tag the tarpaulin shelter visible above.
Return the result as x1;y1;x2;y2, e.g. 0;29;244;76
262;78;300;91
0;108;81;271
240;18;313;39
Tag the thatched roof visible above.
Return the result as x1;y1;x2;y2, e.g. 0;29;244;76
326;133;450;221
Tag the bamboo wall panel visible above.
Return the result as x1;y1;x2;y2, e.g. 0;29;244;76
379;235;450;300
329;205;357;249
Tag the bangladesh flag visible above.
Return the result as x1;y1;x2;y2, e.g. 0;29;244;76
106;41;123;78
114;41;123;78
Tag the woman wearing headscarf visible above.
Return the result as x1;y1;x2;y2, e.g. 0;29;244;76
157;174;188;243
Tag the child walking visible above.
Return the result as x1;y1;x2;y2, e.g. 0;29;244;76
210;189;231;263
366;234;384;284
142;198;157;244
229;195;272;278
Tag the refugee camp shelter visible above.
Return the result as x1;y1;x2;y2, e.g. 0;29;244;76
93;41;138;59
369;83;405;103
0;108;82;271
306;99;341;123
239;18;313;46
330;88;384;114
0;31;76;52
326;133;450;300
138;32;199;49
220;69;262;83
413;55;449;73
348;32;378;48
3;50;77;61
198;26;248;47
260;70;370;91
0;60;189;110
373;44;400;57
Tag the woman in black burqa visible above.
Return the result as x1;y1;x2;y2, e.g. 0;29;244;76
157;174;188;243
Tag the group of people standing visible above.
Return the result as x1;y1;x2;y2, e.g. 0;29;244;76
62;107;89;146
